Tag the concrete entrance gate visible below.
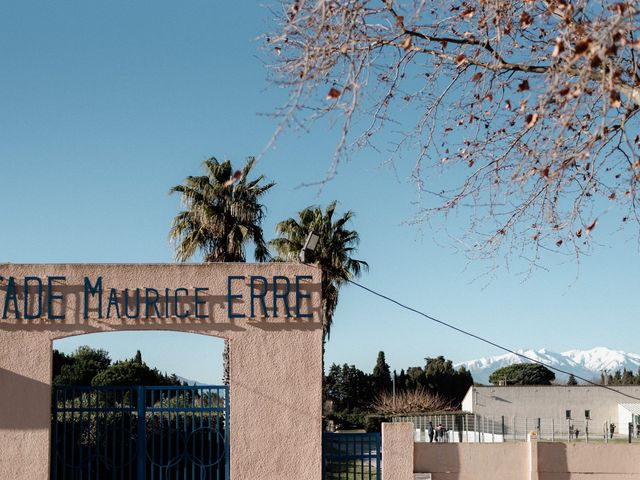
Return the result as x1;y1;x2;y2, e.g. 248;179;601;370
0;263;323;480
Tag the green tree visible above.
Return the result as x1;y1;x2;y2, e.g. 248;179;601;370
371;351;392;395
53;346;112;386
270;201;368;339
325;363;373;427
404;366;426;390
567;374;578;386
325;363;371;412
91;354;179;386
423;356;473;406
170;157;274;383
169;157;274;262
489;363;555;386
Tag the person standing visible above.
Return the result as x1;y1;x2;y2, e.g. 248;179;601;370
427;422;435;443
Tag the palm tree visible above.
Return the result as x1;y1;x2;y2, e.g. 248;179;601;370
169;156;274;383
270;201;368;339
169;157;274;262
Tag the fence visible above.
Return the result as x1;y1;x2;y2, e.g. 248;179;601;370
51;385;229;480
323;432;381;479
394;414;637;443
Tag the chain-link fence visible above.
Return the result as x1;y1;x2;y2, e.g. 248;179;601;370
394;414;640;443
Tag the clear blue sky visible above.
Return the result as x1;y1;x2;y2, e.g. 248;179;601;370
1;1;638;384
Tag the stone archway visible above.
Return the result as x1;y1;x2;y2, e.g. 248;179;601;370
0;263;323;480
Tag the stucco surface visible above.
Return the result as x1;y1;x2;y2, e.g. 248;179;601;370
0;263;323;480
538;442;640;478
410;440;640;480
414;443;529;479
382;422;414;480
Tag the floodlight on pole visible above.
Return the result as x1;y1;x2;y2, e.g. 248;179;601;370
299;231;320;263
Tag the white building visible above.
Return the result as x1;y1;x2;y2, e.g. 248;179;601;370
462;385;640;439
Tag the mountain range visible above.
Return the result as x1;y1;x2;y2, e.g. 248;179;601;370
454;347;640;384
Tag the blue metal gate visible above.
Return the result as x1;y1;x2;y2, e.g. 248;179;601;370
51;385;229;480
323;432;381;479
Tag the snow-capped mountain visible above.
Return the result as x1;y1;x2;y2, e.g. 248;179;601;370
455;347;640;384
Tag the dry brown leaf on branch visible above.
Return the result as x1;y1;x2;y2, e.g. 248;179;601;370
326;88;341;100
460;7;475;19
400;36;412;50
586;219;597;234
574;40;591;56
552;37;565;57
576;228;582;238
520;12;534;28
526;113;539;128
518;80;530;92
471;72;483;82
610;91;622;108
224;170;243;187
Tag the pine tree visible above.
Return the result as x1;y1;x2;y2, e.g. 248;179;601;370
371;351;392;395
567;374;578;386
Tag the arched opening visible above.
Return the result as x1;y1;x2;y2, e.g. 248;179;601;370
50;331;228;480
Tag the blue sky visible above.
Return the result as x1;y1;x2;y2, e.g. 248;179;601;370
1;1;638;384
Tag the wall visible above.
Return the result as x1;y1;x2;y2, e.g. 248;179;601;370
0;263;323;480
414;443;529;480
383;423;640;480
537;443;640;479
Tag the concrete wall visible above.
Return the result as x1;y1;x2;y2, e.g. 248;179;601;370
383;423;640;480
414;443;529;480
0;263;323;480
537;443;640;479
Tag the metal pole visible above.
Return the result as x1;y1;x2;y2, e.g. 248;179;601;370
136;386;146;480
392;370;396;403
492;415;495;443
586;419;589;443
552;418;555;442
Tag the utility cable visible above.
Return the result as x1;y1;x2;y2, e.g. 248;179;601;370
347;278;640;402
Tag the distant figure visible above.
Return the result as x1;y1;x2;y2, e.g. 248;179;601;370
574;428;579;439
436;423;445;442
636;424;640;438
427;422;435;443
609;423;616;439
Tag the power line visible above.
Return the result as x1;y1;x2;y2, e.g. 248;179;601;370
347;278;640;402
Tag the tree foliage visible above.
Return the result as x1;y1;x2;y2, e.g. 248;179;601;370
371;350;393;393
53;346;112;386
270;201;368;338
489;363;556;385
567;373;578;385
395;356;473;406
601;367;640;385
267;0;640;262
325;363;373;412
53;347;181;387
170;157;274;262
